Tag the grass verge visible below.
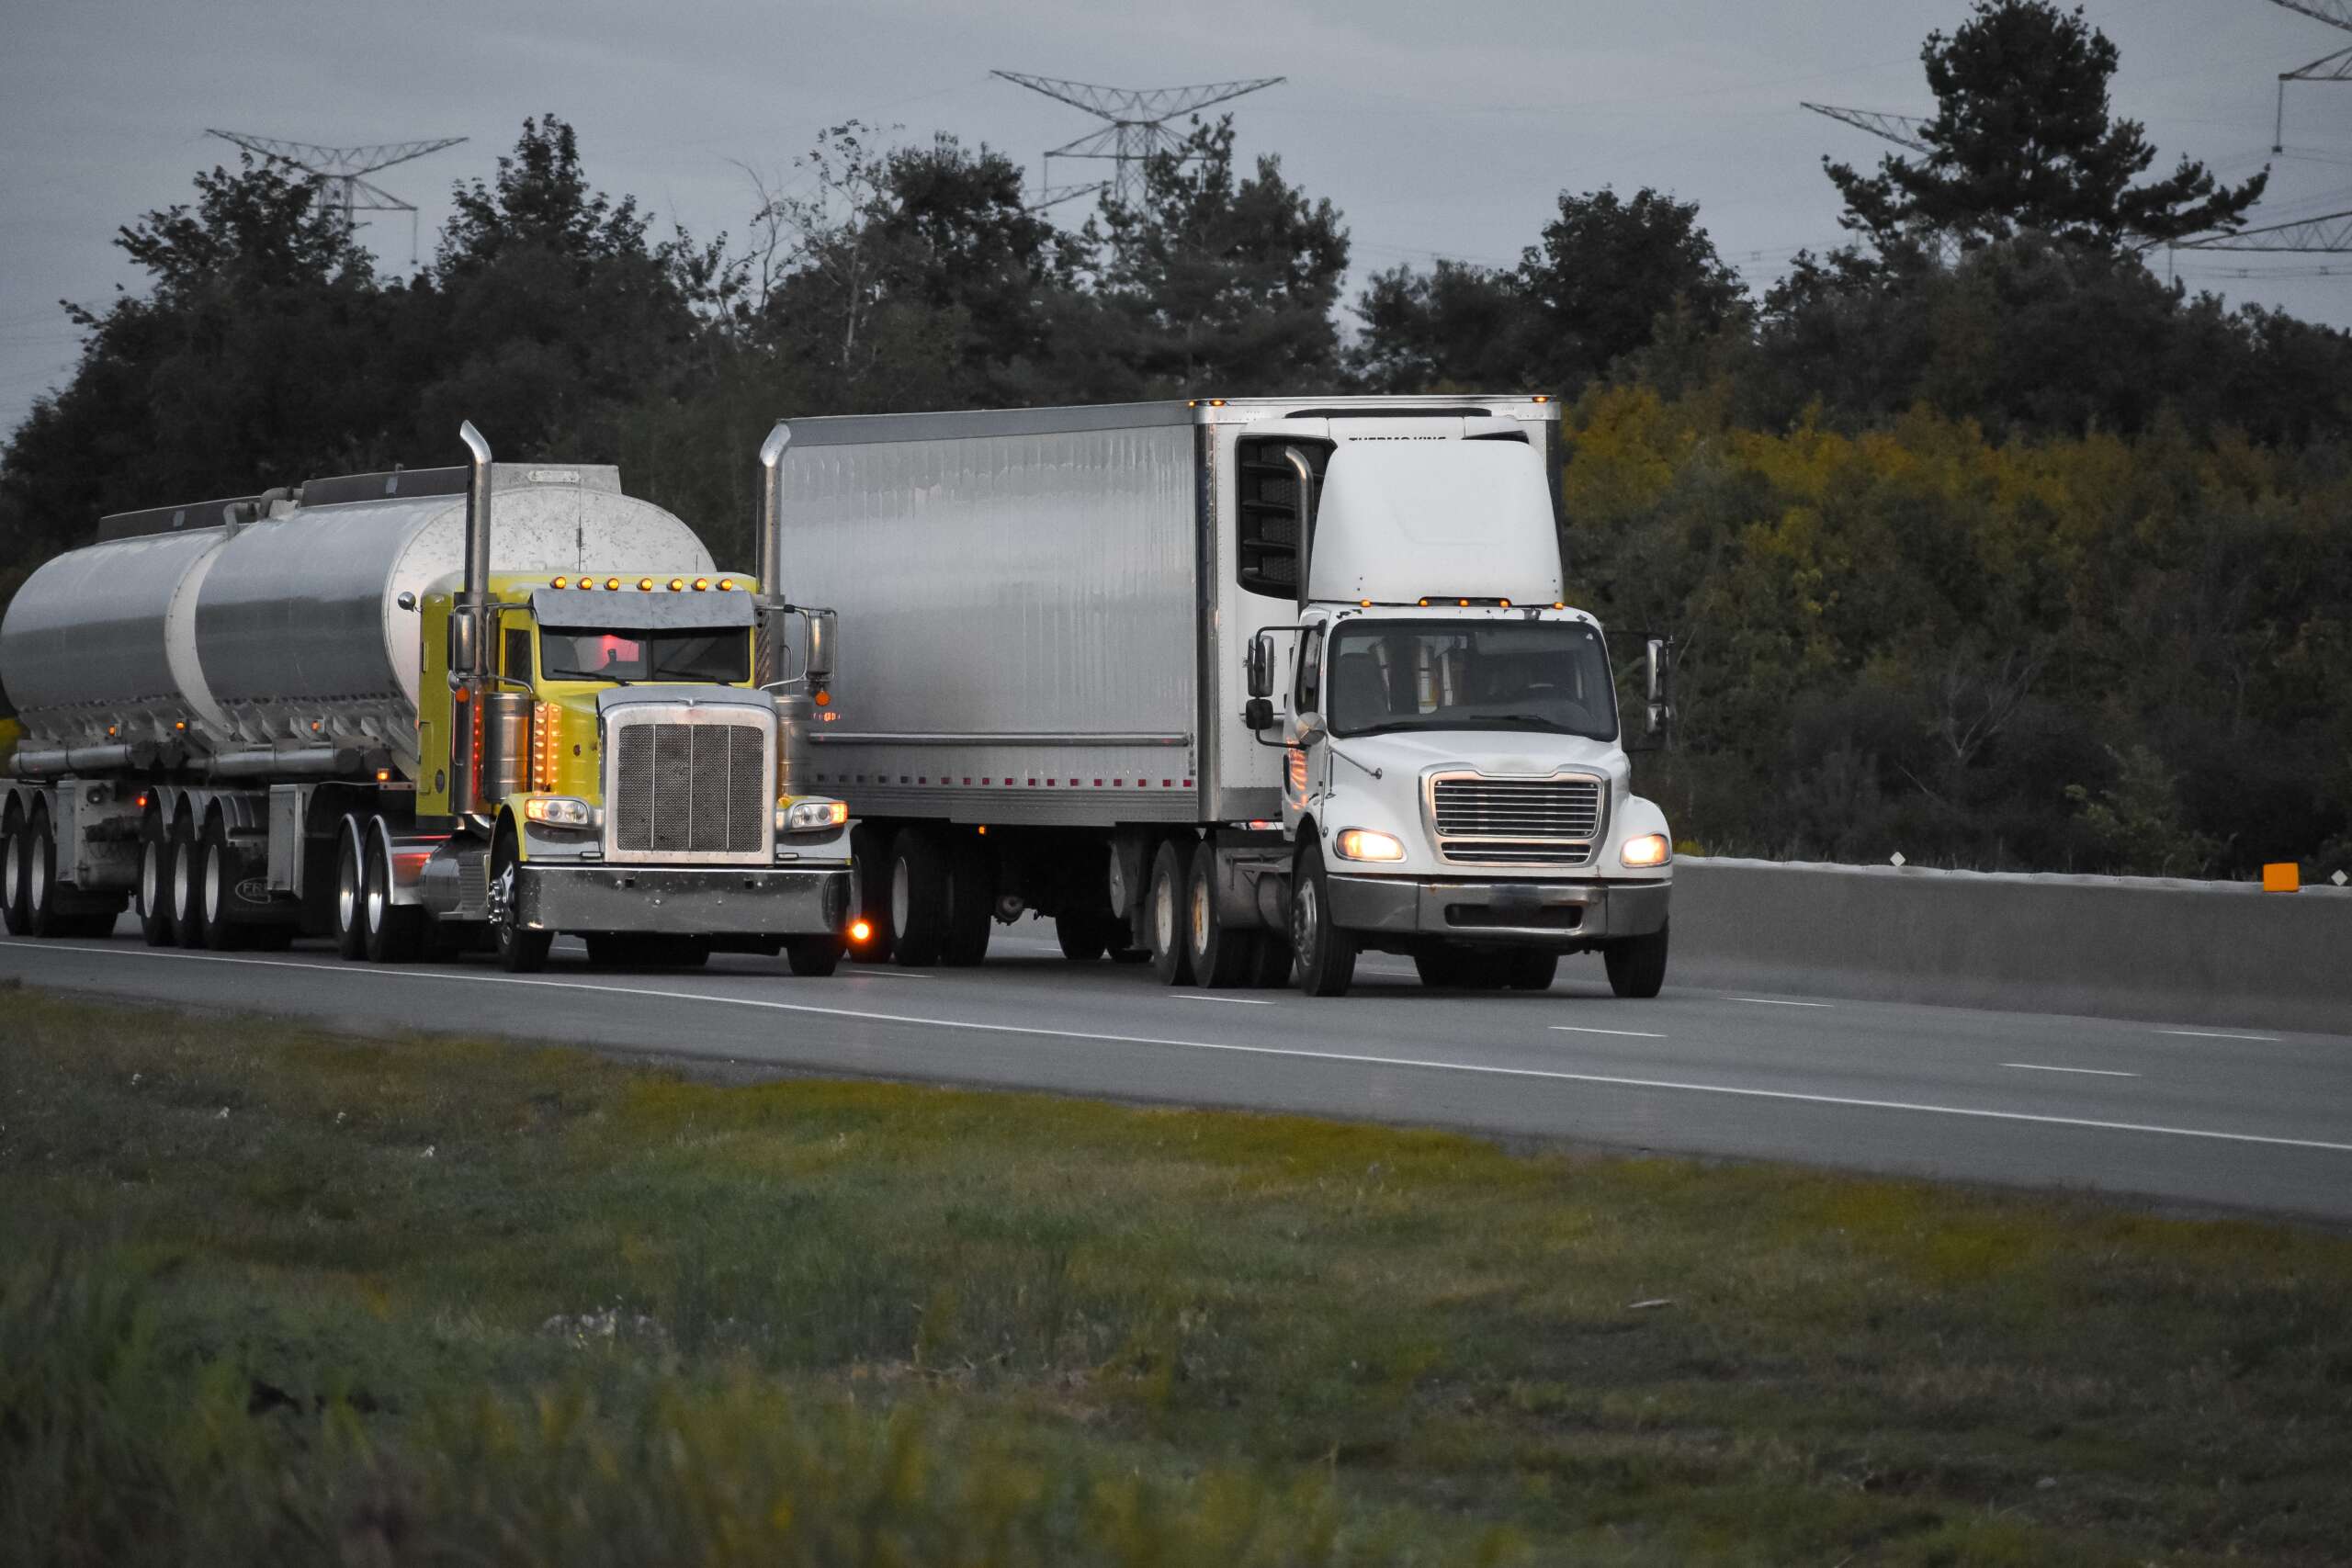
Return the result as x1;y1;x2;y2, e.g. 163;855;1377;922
4;981;2349;1564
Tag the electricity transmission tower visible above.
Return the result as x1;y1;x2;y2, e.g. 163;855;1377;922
205;130;468;263
992;72;1285;209
2175;205;2352;251
1800;103;1929;153
2262;0;2352;152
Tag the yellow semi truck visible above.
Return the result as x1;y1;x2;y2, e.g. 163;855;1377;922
0;423;854;975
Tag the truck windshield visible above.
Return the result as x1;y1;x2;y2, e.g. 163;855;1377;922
1325;619;1618;741
539;627;751;684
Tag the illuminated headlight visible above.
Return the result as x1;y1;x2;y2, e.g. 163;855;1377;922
523;795;594;829
780;797;850;833
1335;827;1407;863
1621;833;1671;868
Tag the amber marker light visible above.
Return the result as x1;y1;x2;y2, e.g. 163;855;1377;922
694;577;709;590
605;577;621;592
813;690;831;707
716;577;733;591
669;578;685;591
638;577;654;592
551;576;568;589
848;919;874;944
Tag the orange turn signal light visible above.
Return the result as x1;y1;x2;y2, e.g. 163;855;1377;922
848;919;873;944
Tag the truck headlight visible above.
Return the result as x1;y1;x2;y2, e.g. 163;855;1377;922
523;795;594;829
1621;833;1671;868
780;797;849;833
1335;827;1407;862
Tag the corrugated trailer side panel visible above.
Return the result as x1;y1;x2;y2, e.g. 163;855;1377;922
780;409;1204;826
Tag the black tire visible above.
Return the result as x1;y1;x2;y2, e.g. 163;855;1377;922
1184;842;1259;987
1288;839;1357;998
20;810;62;939
195;820;244;953
169;822;206;949
331;820;366;960
1145;837;1198;986
137;825;176;947
785;934;843;976
1;811;28;936
943;833;994;967
489;828;550;973
362;821;426;964
1054;911;1108;962
885;828;951;967
1604;920;1669;999
1505;951;1560;991
849;823;895;964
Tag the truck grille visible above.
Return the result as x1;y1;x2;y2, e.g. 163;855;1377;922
610;721;768;859
1430;776;1603;866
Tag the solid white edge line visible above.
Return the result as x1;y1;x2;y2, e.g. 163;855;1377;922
1550;1024;1666;1039
1731;997;1835;1008
2156;1028;2278;1043
11;939;2352;1156
2002;1062;2141;1078
1173;995;1278;1006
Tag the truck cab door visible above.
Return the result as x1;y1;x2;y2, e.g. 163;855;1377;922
1283;625;1326;839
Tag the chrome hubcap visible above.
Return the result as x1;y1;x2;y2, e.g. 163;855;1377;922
1190;878;1210;958
174;841;196;920
1154;873;1176;953
336;842;358;932
140;840;158;914
890;858;910;937
205;847;222;921
4;835;17;903
28;835;46;911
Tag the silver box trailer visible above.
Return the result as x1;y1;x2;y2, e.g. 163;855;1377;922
776;396;1674;996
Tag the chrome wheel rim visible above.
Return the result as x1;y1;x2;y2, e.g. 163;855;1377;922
1189;877;1211;959
336;840;358;933
890;858;910;937
1153;873;1175;953
1294;878;1317;956
366;847;386;931
204;846;223;922
140;839;158;915
174;840;197;922
4;835;18;906
28;834;46;912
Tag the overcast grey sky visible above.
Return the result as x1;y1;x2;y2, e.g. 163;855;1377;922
2;0;2345;441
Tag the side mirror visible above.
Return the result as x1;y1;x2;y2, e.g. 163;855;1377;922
447;613;477;678
1245;630;1275;699
805;607;837;684
1644;637;1675;739
1244;697;1274;732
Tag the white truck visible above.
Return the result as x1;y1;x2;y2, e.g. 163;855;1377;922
770;395;1675;998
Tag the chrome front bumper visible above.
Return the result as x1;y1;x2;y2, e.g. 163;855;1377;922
1328;874;1669;948
514;863;853;937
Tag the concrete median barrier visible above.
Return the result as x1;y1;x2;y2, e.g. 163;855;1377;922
1669;858;2352;1033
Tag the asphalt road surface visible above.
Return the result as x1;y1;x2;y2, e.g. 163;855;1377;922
6;917;2349;1222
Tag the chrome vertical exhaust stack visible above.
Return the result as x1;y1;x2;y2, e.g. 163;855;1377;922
756;422;792;685
454;420;493;682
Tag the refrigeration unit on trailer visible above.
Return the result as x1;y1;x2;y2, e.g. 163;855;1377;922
769;395;1675;998
0;425;854;974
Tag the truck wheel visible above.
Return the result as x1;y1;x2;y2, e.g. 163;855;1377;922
849;824;895;964
885;829;950;966
195;820;245;953
1603;920;1669;999
1505;951;1560;991
362;821;426;964
1146;837;1199;986
786;934;843;976
489;829;550;973
943;834;993;966
1054;912;1108;962
1;809;27;936
1184;844;1259;987
1289;840;1357;998
331;819;367;960
169;822;207;949
137;826;176;946
22;810;62;939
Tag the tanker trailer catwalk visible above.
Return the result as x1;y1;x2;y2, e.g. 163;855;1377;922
0;425;855;976
771;396;1675;997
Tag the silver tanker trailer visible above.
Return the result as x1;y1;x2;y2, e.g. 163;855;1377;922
0;424;856;974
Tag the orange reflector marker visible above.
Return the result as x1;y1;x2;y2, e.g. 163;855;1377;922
813;690;831;706
2263;863;2301;892
848;919;873;944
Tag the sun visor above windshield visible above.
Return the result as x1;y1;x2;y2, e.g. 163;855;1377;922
530;589;758;630
1306;440;1563;605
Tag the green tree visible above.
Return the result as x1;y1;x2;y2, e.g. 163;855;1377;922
1088;117;1351;396
1827;0;2266;251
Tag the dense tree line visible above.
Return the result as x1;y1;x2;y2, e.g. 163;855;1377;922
3;1;2346;877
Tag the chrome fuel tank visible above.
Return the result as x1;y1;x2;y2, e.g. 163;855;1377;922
0;465;712;771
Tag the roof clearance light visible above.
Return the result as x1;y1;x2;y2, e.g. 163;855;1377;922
695;577;710;591
1553;601;1566;610
716;578;734;591
1359;599;1372;608
1532;394;1551;403
669;578;685;592
551;576;568;589
605;578;620;592
1418;597;1430;606
1499;599;1511;608
638;578;655;592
